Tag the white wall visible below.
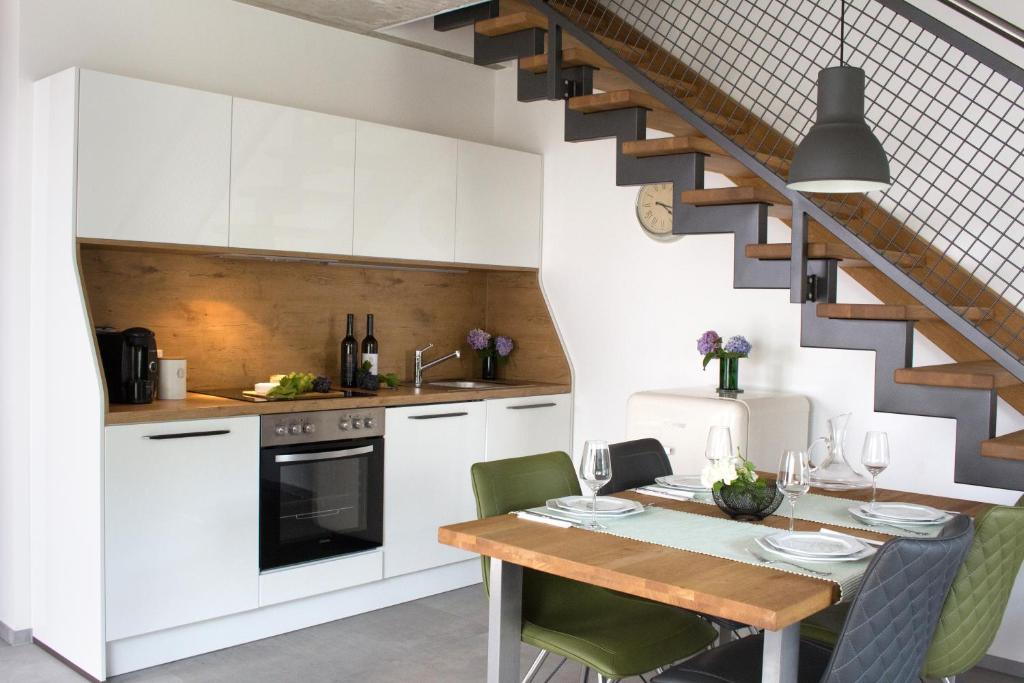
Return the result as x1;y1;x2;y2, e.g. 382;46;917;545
1;0;496;638
0;0;30;636
488;65;1024;662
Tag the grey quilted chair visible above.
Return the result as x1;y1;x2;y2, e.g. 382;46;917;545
653;514;974;683
597;438;673;495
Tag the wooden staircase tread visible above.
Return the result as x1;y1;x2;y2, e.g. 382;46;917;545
981;430;1024;461
568;89;665;114
816;303;991;322
682;186;779;207
475;12;546;37
519;47;605;73
893;361;1021;390
621;136;721;158
745;242;933;269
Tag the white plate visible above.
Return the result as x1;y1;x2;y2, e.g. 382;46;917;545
754;537;875;564
848;505;951;527
856;502;946;522
547;496;645;517
655;474;711;492
763;531;867;558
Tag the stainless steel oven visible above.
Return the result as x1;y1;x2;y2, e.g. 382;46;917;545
259;408;384;571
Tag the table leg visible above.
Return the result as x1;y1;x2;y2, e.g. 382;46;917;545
488;559;523;683
761;623;799;683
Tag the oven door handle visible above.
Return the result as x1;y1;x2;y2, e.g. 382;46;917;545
275;445;375;464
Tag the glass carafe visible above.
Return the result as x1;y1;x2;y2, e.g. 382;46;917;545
806;412;870;490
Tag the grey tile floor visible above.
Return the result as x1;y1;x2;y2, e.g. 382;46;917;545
1;585;1021;682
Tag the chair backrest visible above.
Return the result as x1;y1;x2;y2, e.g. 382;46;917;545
598;438;672;495
821;515;974;683
922;495;1024;678
470;452;581;592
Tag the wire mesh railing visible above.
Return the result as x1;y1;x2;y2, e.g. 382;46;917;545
544;0;1024;366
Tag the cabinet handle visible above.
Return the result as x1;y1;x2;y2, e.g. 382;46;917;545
506;403;557;410
144;429;231;440
408;412;469;420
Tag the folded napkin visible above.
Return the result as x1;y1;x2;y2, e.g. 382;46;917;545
512;511;573;528
634;486;696;501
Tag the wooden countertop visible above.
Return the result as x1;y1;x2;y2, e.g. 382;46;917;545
106;381;571;425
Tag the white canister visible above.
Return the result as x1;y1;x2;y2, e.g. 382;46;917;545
158;358;187;400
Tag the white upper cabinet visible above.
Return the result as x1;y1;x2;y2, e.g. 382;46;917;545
230;99;356;254
455;141;542;268
76;70;231;246
353;121;458;262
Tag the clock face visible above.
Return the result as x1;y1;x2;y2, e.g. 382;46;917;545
635;183;679;241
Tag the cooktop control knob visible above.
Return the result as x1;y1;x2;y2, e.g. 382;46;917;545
274;424;287;436
302;423;315;434
339;419;351;431
352;417;363;429
288;423;301;435
365;417;375;429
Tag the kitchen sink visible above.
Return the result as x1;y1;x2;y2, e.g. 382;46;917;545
427;380;513;390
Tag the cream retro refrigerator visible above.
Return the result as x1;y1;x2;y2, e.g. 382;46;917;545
626;387;810;474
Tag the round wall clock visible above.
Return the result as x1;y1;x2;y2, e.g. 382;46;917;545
635;183;679;241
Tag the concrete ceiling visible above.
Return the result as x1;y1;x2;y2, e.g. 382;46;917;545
236;0;472;34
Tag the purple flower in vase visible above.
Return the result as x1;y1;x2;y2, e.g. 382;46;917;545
723;335;752;355
467;328;492;351
495;336;514;358
697;330;721;355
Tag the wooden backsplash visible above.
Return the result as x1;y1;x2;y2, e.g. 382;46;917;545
79;245;571;389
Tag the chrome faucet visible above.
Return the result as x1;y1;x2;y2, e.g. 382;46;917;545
414;344;461;388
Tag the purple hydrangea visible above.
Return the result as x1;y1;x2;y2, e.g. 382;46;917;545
697;330;721;355
723;335;752;355
467;328;492;351
495;335;514;357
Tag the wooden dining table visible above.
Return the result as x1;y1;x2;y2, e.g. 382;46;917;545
437;483;991;683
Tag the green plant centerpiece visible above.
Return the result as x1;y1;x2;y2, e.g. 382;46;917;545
701;449;784;521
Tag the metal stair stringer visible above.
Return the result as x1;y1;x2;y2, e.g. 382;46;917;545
798;304;1014;489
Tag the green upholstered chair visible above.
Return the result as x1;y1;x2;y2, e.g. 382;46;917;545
801;495;1024;683
471;452;718;683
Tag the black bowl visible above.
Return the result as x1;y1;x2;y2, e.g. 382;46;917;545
712;480;785;521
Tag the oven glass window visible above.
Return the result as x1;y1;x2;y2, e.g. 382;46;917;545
278;457;367;544
260;436;384;571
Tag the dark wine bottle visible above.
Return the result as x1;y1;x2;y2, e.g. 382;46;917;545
361;314;379;375
340;313;357;387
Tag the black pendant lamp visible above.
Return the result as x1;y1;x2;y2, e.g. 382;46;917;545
787;0;890;193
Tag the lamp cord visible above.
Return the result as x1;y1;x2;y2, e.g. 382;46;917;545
840;0;846;66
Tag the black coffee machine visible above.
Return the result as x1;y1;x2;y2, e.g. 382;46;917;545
96;327;159;404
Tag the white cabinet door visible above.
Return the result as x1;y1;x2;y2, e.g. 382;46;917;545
230;98;356;254
384;402;485;577
76;70;231;245
455;141;542;268
485;394;572;461
104;417;259;641
353;121;457;262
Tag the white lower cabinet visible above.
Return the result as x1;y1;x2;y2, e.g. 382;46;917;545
104;417;260;641
383;402;485;577
484;394;572;461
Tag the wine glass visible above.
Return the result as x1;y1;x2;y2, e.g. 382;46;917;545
706;426;734;462
579;440;613;530
861;431;891;510
777;450;810;531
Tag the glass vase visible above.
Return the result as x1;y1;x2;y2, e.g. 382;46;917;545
717;357;742;396
481;354;497;380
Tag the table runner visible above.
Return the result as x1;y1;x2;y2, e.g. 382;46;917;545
663;490;945;539
529;504;869;601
